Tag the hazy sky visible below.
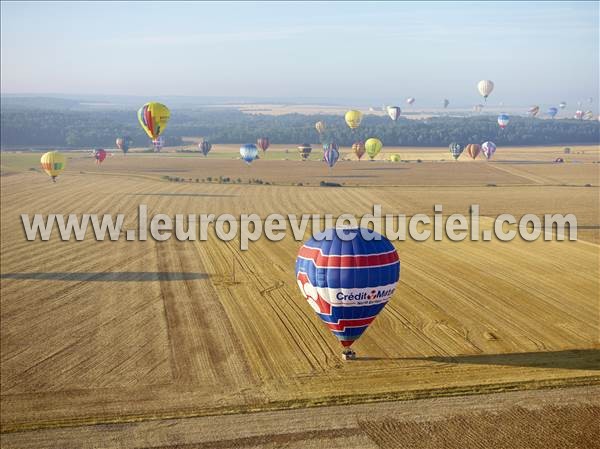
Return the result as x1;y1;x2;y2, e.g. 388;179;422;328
1;1;598;106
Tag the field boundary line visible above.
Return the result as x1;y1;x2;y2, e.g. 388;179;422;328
2;375;599;434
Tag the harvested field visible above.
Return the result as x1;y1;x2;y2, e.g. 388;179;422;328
1;146;599;441
2;386;598;448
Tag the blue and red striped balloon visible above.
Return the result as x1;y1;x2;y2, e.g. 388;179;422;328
323;146;340;168
295;228;400;348
497;113;510;129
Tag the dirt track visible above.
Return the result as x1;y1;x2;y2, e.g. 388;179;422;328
2;385;598;449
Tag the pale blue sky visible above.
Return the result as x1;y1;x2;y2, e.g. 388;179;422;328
1;1;598;106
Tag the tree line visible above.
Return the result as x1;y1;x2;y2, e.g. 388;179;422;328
1;107;598;149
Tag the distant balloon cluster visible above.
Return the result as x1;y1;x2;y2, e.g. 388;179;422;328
40;79;596;182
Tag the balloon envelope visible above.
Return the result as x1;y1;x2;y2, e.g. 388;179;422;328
406;97;415;105
528;106;540;117
387;106;401;121
345;110;362;129
116;136;133;154
323;148;340;168
477;80;494;99
94;149;107;163
40;151;66;181
240;144;258;164
559;102;567;109
199;140;212;156
298;143;312;160
449;143;464;160
497;113;510;129
352;141;365;160
257;137;270;152
547;107;558;118
465;144;481;159
315;121;325;134
295;227;400;348
481;141;497;160
365;138;383;160
137;102;170;140
443;99;450;108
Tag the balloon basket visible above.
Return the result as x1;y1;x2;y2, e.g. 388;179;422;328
341;349;356;361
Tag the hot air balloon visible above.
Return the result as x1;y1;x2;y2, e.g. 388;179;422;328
93;149;107;165
138;102;170;148
574;110;584;120
116;136;133;154
559;102;567;109
323;147;340;169
588;97;593;104
583;110;594;120
547;107;558;119
528;106;540;117
256;137;270;153
323;142;339;152
240;144;258;164
443;99;450;109
152;136;164;152
406;97;415;106
497;113;510;129
365;138;383;161
295;227;400;359
352;141;365;160
298;143;312;160
199;140;212;157
387;106;401;121
473;104;484;113
345;110;362;129
390;154;400;162
465;144;481;159
449;143;464;160
481;141;497;160
315;121;325;134
477;80;494;101
40;151;66;182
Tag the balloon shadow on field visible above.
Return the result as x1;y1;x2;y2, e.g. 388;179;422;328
356;349;600;371
129;193;238;198
0;272;209;282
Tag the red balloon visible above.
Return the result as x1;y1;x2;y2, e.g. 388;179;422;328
94;149;107;164
257;137;270;152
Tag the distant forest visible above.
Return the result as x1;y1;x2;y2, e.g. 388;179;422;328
1;107;598;149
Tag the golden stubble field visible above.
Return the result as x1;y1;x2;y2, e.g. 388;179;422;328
1;146;599;442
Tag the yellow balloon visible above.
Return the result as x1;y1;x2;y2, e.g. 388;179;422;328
390;154;400;162
137;102;170;140
315;121;325;134
365;138;383;160
40;151;66;182
344;110;362;129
